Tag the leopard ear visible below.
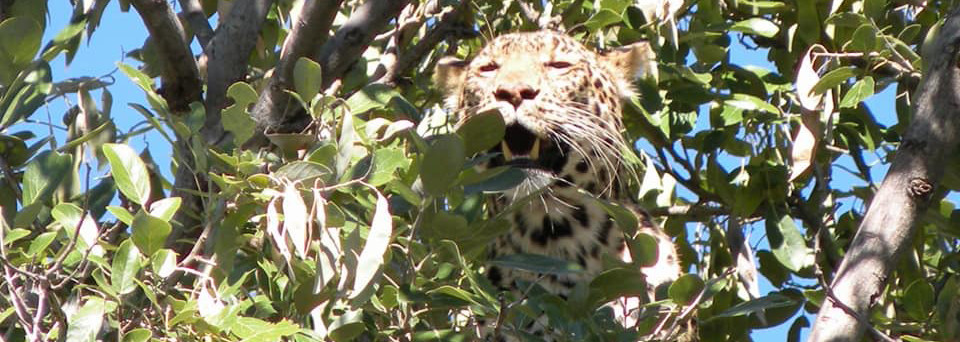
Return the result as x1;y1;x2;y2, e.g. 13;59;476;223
601;41;657;81
434;56;469;94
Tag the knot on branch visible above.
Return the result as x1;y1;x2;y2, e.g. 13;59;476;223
907;177;934;200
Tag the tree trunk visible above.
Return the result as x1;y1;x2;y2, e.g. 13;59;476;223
808;5;960;341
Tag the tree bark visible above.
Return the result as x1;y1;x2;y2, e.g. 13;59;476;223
178;0;215;48
201;0;273;146
808;6;960;341
248;0;409;144
248;0;343;143
130;0;203;113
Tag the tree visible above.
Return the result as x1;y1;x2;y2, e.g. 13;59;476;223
0;0;957;341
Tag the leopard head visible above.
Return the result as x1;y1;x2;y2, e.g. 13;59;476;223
435;31;654;197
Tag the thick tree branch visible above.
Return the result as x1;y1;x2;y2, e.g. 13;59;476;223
178;0;215;48
316;0;410;89
202;0;273;146
248;0;343;142
168;0;272;258
130;0;202;113
248;0;410;146
808;5;960;341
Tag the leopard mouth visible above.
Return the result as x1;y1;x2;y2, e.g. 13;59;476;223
491;124;566;173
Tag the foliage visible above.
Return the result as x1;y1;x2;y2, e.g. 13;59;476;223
0;0;958;341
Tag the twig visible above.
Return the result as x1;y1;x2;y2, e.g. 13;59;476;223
377;1;471;87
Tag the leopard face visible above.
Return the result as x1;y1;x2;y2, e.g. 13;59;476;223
436;31;652;198
436;31;679;341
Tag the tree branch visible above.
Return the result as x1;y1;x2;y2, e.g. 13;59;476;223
178;0;214;48
808;5;960;341
130;0;203;113
376;0;471;87
316;0;411;89
201;0;273;146
248;0;343;143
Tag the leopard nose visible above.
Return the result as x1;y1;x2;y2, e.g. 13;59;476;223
494;84;539;108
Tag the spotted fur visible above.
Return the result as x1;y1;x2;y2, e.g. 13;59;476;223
436;31;682;341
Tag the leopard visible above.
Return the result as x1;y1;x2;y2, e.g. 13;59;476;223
435;30;686;341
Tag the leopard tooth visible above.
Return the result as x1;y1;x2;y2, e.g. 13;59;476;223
530;139;541;160
501;141;513;161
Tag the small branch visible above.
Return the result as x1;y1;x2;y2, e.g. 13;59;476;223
178;0;214;48
377;1;471;87
647;204;726;219
130;0;203;113
316;0;411;89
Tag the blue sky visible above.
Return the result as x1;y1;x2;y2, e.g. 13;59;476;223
35;2;908;341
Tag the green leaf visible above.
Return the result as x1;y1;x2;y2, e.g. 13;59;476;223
106;206;134;225
730;18;779;38
2;228;30;245
366;147;409;186
587;267;647;307
488;253;584;275
584;9;621;31
668;274;705;304
903;279;934;320
765;213;810;272
232;317;300;342
26;231;56;256
222;81;258;146
13;202;43;228
131;211;171;257
102;143;151;205
427;285;481;306
839;76;875;109
848;24;878;52
66;297;107;342
117;63;167;112
593;198;638;235
0;17;42;86
420;134;465;196
22;150;72;205
628;233;660;267
712;293;796;318
148;197;181;222
329;309;364;342
150;249;177;278
293;57;322;103
811;66;858;95
727;93;780;114
350;193;393;299
345;83;400;114
111;240;141;295
122;329;152;342
456;107;506;155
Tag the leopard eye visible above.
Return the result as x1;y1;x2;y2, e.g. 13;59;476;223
478;63;499;72
546;61;573;69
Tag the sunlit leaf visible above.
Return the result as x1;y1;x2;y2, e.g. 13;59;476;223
420;134;465;196
350;193;393;299
102;143;151;205
66;297;108;342
131;210;171;257
282;182;309;257
730;18;779;38
293;57;322;103
111;239;141;295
